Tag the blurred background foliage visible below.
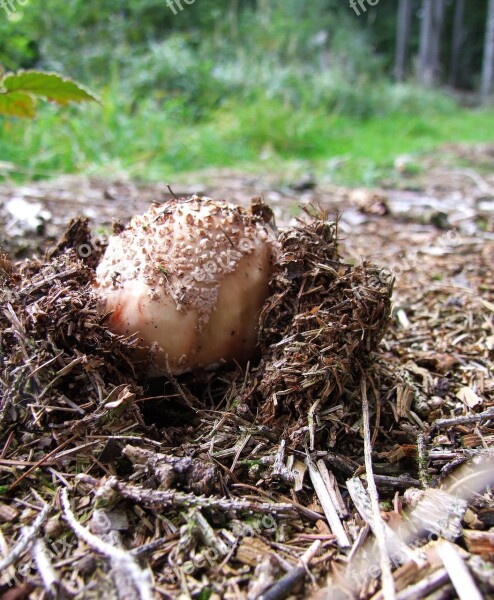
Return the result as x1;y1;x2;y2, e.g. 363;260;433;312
1;0;494;184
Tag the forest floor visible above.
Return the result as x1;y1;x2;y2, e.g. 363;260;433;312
0;143;493;599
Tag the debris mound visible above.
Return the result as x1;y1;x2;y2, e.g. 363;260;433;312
0;218;143;435
257;217;392;428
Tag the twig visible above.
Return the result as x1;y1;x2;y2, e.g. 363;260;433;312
291;459;307;492
437;541;482;600
346;478;419;592
316;459;349;518
92;508;152;600
32;538;60;596
108;529;143;600
131;533;180;558
37;356;85;399
395;568;449;600
347;523;370;564
464;526;494;554
443;453;494;498
324;452;359;476
372;474;422;494
305;456;351;548
230;431;252;473
308;399;321;451
192;509;229;556
0;501;51;571
60;488;153;600
433;407;494;429
8;435;77;492
258;541;321;600
360;377;395;600
370;558;426;600
166;184;179;200
106;477;298;517
417;433;428;489
20;267;81;294
272;440;295;484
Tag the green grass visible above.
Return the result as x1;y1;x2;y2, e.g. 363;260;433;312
1;88;494;186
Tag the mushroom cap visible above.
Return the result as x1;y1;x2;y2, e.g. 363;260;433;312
94;196;278;374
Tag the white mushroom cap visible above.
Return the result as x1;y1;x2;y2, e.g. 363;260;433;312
94;196;278;375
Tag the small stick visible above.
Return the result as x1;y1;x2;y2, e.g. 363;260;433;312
32;538;60;596
347;523;370;564
8;436;76;492
433;407;494;429
166;184;179;200
61;488;153;600
107;477;298;517
316;459;349;518
347;477;430;564
437;541;483;600
131;533;180;558
394;568;449;600
258;541;321;600
417;433;428;489
37;357;85;399
272;439;286;475
306;457;351;548
308;399;321;451
361;377;396;600
272;440;295;484
0;502;51;571
192;509;229;556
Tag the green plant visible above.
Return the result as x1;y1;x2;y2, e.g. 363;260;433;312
0;69;99;118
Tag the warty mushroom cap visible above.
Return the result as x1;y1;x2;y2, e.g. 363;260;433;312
93;195;279;375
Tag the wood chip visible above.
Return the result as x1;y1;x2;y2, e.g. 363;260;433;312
463;529;494;555
456;386;483;408
236;537;273;568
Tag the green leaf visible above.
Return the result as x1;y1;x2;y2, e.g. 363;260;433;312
0;90;36;117
1;70;100;106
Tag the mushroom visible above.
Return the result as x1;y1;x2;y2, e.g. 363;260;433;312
93;195;278;375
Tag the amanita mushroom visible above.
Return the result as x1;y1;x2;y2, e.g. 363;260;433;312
94;195;278;375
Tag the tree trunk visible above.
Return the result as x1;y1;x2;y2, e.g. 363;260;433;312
430;0;445;81
230;0;239;44
395;0;414;82
481;0;494;102
418;0;445;86
419;0;434;86
449;0;465;87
